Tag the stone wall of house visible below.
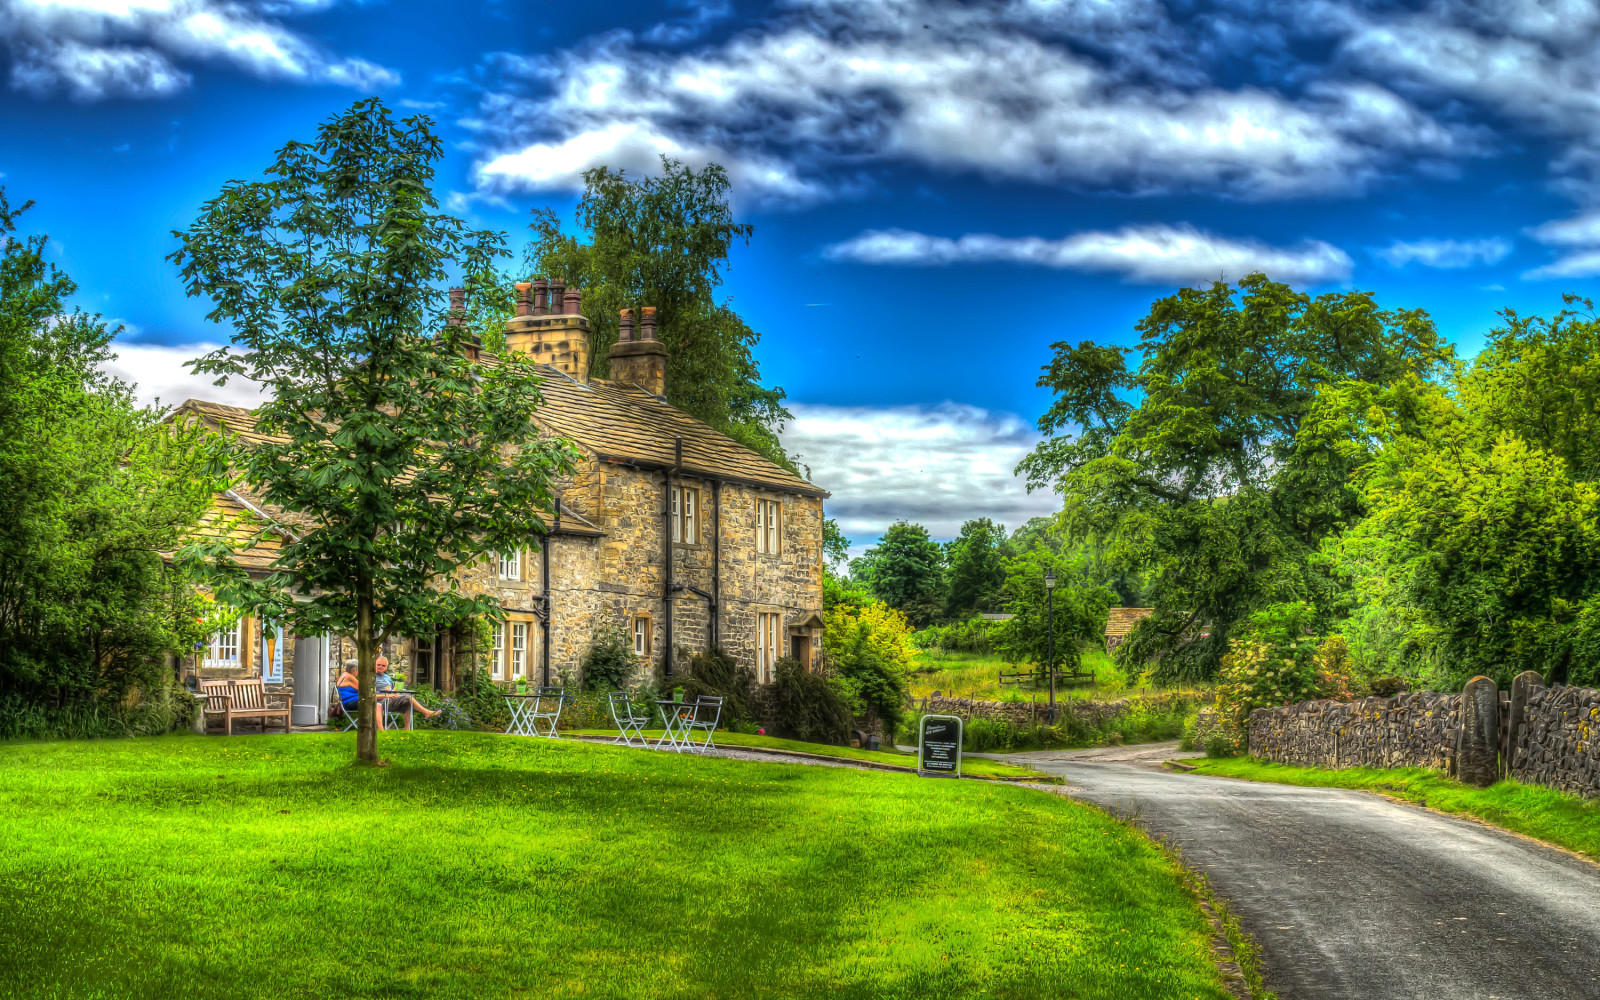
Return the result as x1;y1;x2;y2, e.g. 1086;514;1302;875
1248;693;1460;772
1511;684;1600;798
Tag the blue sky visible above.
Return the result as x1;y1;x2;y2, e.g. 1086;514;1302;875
3;0;1599;551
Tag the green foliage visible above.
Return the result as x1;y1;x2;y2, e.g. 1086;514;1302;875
525;157;794;472
822;516;850;570
767;657;851;744
679;647;756;724
989;539;1112;672
912;616;999;655
1020;274;1449;680
954;693;1200;752
823;581;914;737
170;100;576;761
0;187;218;723
1214;604;1358;734
581;621;637;691
944;517;1010;617
852;520;947;627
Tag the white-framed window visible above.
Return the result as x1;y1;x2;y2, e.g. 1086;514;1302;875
633;616;651;656
498;549;522;581
510;622;528;680
756;612;781;685
490;622;506;680
672;485;699;544
205;619;243;669
756;499;781;554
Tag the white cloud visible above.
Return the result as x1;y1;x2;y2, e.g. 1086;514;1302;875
466;0;1462;205
1375;237;1511;269
1;0;398;100
781;402;1059;547
102;340;268;410
1524;249;1600;281
1528;209;1600;247
825;224;1352;285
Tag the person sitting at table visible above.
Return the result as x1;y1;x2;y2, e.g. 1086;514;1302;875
375;655;440;725
335;660;360;719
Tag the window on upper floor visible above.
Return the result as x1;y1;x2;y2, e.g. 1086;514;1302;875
498;549;521;581
756;499;781;554
672;485;699;544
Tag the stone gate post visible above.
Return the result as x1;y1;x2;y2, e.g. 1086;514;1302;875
1457;676;1500;788
1505;670;1544;777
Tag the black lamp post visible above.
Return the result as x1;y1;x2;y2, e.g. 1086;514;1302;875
1044;569;1057;719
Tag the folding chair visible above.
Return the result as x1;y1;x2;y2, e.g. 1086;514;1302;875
608;691;650;748
679;696;723;754
331;697;395;732
528;687;567;739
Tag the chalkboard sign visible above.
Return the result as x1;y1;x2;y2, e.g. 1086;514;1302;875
919;714;963;777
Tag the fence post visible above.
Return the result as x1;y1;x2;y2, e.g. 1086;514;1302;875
1505;670;1544;779
1457;676;1499;788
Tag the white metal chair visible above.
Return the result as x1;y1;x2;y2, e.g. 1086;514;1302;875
608;691;650;747
528;687;567;739
679;696;723;754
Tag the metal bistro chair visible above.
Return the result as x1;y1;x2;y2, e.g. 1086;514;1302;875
331;697;398;732
528;687;567;739
608;691;650;748
678;696;723;754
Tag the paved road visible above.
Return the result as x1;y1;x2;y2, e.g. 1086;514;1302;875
1012;743;1600;1000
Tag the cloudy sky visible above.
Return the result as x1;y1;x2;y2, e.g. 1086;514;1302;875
4;0;1599;552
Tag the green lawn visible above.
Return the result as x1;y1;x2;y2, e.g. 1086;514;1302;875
564;729;1045;779
0;733;1234;1000
1191;757;1600;860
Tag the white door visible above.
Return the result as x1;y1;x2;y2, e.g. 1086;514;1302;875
292;634;329;726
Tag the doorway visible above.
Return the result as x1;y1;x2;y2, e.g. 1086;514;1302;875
291;634;329;727
789;634;812;670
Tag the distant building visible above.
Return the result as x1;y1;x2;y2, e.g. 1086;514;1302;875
174;282;827;726
1104;607;1155;651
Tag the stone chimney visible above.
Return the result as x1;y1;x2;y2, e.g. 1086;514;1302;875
608;305;667;396
501;275;591;381
444;286;482;361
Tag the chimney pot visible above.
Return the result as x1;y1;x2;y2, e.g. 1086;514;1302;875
514;282;533;317
619;308;635;343
549;279;566;315
641;305;658;341
533;278;549;316
565;287;583;317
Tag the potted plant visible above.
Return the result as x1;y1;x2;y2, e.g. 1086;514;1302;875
672;685;684;703
515;678;528;695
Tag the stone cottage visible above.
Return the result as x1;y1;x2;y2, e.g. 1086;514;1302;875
175;280;828;726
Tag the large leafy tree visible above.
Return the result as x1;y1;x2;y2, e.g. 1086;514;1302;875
1019;274;1449;679
525;158;794;471
944;517;1009;618
171;100;576;763
855;521;947;628
0;188;217;718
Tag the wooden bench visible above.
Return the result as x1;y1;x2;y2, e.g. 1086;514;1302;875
202;679;292;736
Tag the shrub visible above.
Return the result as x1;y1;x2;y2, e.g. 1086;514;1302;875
766;657;851;744
1202;729;1243;758
911;617;998;655
582;621;637;691
825;597;914;738
679;647;756;724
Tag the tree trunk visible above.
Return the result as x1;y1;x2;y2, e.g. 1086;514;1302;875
356;585;379;763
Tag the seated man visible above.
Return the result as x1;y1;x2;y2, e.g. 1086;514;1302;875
375;655;439;727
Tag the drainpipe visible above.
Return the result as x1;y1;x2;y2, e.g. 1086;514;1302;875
663;437;682;677
711;479;721;650
540;517;553;687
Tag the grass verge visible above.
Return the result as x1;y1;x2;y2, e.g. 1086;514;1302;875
0;732;1235;1000
563;728;1044;779
1190;757;1600;861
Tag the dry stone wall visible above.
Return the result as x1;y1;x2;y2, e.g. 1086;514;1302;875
1249;693;1460;772
1512;684;1600;798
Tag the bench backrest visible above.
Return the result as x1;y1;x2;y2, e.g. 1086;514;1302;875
200;680;231;713
230;680;267;710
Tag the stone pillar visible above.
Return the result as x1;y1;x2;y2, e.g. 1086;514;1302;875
1505;670;1543;777
1457;676;1500;788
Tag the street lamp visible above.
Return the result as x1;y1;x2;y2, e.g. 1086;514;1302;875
1044;569;1057;720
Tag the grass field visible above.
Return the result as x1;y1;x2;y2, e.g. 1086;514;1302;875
908;648;1210;705
563;729;1044;779
0;732;1235;1000
1191;757;1600;860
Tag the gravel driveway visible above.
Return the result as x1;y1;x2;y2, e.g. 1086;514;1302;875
1011;743;1600;1000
